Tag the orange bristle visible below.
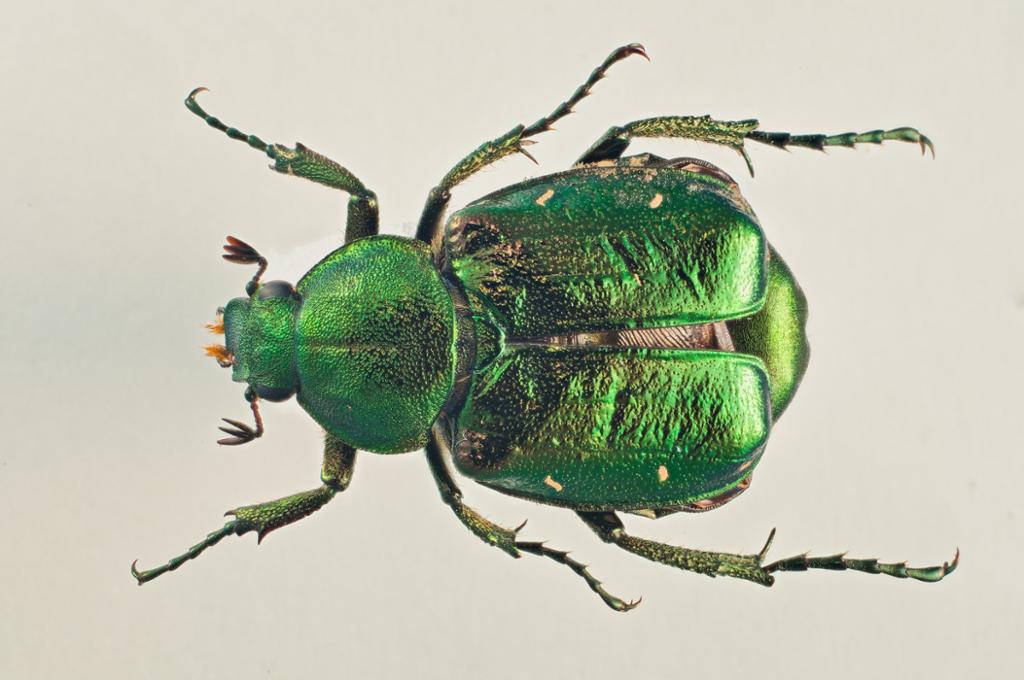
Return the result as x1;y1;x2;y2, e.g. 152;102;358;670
204;344;232;364
205;319;225;334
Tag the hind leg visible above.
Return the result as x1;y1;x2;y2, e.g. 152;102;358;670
577;116;933;176
578;511;957;585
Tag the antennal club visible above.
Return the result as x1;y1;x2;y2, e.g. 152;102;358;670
223;235;268;295
218;393;264;446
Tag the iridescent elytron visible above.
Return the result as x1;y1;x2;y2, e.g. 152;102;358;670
132;45;957;609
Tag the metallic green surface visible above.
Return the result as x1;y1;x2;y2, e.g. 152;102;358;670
444;163;776;510
446;166;766;338
727;246;810;419
453;345;771;509
463;291;505;371
135;44;957;605
295;236;457;453
223;292;299;393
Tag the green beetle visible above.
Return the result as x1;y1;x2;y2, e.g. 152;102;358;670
132;44;957;609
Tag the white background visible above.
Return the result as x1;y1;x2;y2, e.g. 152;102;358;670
2;1;1020;678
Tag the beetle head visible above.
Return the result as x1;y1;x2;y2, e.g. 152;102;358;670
206;280;301;402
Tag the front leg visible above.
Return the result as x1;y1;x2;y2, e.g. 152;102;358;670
131;434;356;584
414;44;649;245
185;88;378;243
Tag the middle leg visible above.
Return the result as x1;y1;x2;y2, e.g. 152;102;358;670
414;44;649;244
425;428;637;611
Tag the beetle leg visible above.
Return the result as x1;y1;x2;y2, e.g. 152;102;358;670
185;88;378;242
576;116;933;177
426;429;639;611
764;545;959;583
747;126;934;159
131;434;356;584
578;513;960;588
414;43;648;244
425;430;523;558
578;511;776;586
515;541;641;612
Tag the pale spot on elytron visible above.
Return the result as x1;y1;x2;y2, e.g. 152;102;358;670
657;465;669;482
535;188;555;206
738;459;753;472
544;475;564;492
649;193;664;208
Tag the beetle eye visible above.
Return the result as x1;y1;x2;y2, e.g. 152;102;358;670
254;384;295;402
255;280;297;300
